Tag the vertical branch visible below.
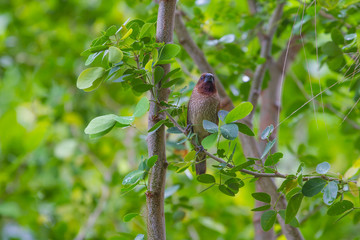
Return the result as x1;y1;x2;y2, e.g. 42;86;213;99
146;1;176;240
246;1;285;122
259;36;302;150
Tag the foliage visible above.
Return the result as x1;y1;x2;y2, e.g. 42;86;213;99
1;0;360;239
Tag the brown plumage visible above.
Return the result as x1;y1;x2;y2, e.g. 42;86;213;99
187;73;220;175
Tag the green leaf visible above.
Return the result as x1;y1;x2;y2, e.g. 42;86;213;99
167;127;183;134
184;150;196;162
261;139;276;159
105;25;117;36
85;52;101;66
132;84;153;93
327;200;354;216
261;124;274;140
225;102;253;123
139;23;155;39
77;67;106;91
252;192;271;203
108;46;123;63
225;178;244;193
161;78;182;88
120;28;133;40
261;210;277;231
122;170;145;185
176;162;192;173
85;114;118;137
154;66;164;84
148;119;167;134
89;45;108;53
218;185;235;196
146;155;158;168
331;28;345;45
197;174;216;184
316;161;331;174
201;133;218;149
163;68;181;81
133;97;150;117
218;110;229;122
220;124;238;140
230;160;255;172
278;209;300;227
203;120;218;133
264;152;283;166
158;44;181;62
322;41;342;57
285;193;303;224
302;178;327;197
322;181;338;205
251;205;271;211
123;213;139;222
234;123;255;136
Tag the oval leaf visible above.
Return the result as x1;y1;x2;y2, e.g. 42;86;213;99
225;102;253;123
133;97;150;117
203;120;218;133
261;139;276;159
77;67;105;91
84;114;117;136
154;66;164;84
218;110;229;122
327;200;354;216
234;123;255;136
302;178;327;197
197;174;216;184
220;124;238;140
123;213;139;222
322;181;338;205
218;185;235;196
108;46;123;63
146;155;158;168
316;162;331;174
261;210;277;232
158;44;181;61
285;193;303;224
261;124;274;140
202;133;218;149
252;192;271;203
122;170;145;185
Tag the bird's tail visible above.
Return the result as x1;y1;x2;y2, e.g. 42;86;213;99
195;152;206;175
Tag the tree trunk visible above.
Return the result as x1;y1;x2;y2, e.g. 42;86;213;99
146;1;177;240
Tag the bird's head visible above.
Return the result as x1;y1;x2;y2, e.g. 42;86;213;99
196;73;217;95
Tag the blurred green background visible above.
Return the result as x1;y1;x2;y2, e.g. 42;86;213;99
1;0;360;239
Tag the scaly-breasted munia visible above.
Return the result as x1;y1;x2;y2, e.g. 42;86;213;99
187;73;220;175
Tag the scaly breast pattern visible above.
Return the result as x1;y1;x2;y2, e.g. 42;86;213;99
188;91;219;141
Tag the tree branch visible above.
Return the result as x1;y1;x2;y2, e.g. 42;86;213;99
174;9;305;240
146;1;177;240
162;105;356;184
246;1;285;122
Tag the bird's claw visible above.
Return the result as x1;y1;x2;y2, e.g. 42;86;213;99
196;145;205;153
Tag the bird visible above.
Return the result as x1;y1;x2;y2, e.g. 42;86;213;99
187;73;220;175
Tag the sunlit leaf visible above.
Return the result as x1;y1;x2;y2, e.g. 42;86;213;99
77;67;106;91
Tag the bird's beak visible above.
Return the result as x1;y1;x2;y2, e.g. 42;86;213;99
204;74;214;83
